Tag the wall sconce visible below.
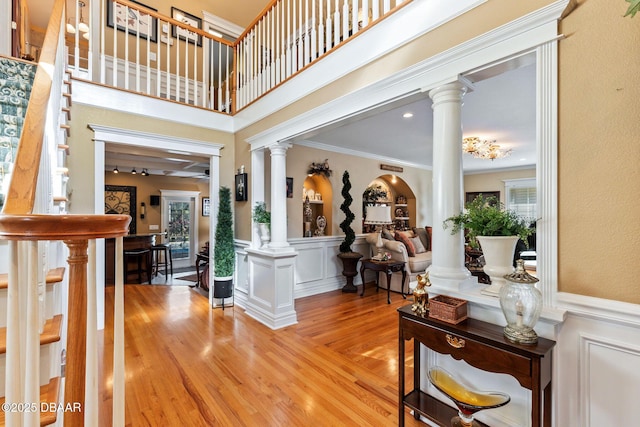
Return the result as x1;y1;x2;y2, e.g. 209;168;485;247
140;202;146;219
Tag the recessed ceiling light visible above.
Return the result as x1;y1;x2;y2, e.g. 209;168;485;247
403;112;413;119
520;158;527;161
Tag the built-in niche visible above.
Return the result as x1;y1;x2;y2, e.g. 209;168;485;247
362;175;416;233
302;174;333;236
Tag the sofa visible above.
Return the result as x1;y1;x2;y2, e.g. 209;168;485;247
364;227;433;294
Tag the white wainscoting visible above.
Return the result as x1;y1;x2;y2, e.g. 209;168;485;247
555;293;640;427
289;235;370;299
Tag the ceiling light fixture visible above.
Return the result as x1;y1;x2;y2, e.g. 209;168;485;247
131;168;137;175
462;137;512;160
141;168;149;176
113;166;119;174
66;1;90;35
403;112;413;119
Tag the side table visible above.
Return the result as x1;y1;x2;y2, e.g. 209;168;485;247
359;258;407;304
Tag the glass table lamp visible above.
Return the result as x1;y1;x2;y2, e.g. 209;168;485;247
428;367;510;427
499;259;542;344
364;205;392;260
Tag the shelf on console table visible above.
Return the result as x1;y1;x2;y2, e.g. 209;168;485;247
398;305;556;427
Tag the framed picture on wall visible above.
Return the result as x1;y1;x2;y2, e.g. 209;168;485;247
235;173;248;201
171;7;202;46
202;197;210;217
465;191;500;206
286;177;293;198
105;185;137;235
106;0;158;43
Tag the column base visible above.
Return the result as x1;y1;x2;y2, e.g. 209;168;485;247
245;248;298;330
429;265;475;293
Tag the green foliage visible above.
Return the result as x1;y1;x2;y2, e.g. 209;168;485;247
339;171;356;253
625;0;640;17
363;185;388;202
444;195;534;248
252;201;271;224
214;186;234;278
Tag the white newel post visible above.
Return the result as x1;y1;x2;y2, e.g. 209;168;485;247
428;81;472;291
268;142;291;249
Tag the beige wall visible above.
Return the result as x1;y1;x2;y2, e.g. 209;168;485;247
558;0;640;303
105;173;209;250
67;103;235;238
464;169;536;205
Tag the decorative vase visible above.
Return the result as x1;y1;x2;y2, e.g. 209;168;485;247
499;259;542;344
337;252;363;293
258;223;270;248
477;235;519;296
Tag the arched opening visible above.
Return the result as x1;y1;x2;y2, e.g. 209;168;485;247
362;174;416;233
302;174;333;236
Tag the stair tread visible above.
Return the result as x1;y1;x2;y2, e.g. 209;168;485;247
0;376;61;426
0;314;63;354
0;267;65;289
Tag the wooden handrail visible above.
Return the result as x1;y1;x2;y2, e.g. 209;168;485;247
1;0;65;215
114;0;235;47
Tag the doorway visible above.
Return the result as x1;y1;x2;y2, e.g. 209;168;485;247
161;190;199;269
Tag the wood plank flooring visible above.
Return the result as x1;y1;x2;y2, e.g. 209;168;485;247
99;285;425;426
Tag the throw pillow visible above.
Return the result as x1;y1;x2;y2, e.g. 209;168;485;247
413;227;430;252
395;231;416;257
381;228;395;241
425;226;433;251
410;236;426;254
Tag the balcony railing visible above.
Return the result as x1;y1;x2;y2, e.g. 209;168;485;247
67;0;411;114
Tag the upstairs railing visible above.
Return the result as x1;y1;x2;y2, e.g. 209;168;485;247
67;0;411;114
234;0;411;110
1;0;130;425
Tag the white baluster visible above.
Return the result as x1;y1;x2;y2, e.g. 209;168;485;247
124;6;130;90
326;0;332;50
352;0;360;34
372;0;379;21
333;0;340;47
112;0;117;87
286;0;292;77
113;236;125;426
156;19;161;98
100;0;106;84
166;21;171;100
24;241;39;426
146;13;151;95
318;0;325;55
311;0;317;60
304;0;310;66
342;0;348;41
362;0;369;28
5;241;23;426
383;0;391;14
135;9;140;92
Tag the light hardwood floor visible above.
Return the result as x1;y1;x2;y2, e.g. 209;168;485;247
99;284;426;426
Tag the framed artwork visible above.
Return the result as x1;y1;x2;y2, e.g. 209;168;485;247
202;197;210;217
171;7;202;46
105;185;137;235
465;191;500;206
235;173;248;201
106;0;158;43
286;177;293;198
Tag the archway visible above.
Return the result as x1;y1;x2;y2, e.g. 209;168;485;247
362;174;416;234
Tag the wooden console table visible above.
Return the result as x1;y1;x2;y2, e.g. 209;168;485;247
398;305;556;426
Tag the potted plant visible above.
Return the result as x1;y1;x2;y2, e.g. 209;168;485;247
444;195;534;296
337;171;363;293
213;186;234;309
252;201;271;248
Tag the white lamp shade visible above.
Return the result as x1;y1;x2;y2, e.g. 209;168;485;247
365;205;392;225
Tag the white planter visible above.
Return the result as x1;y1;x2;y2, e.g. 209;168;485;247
258;223;270;248
477;235;519;297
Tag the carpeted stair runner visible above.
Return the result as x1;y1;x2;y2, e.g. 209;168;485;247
0;57;36;207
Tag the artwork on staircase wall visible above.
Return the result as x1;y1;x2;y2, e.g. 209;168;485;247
105;185;136;234
107;0;158;43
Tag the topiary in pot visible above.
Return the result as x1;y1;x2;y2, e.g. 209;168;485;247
337;171;363;293
213;186;234;308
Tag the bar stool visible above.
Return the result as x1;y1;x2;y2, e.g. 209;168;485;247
124;248;152;284
151;243;173;278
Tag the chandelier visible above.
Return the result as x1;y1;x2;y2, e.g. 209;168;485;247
462;137;512;160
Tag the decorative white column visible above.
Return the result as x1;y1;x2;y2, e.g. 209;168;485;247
250;149;266;249
428;81;472;291
268;142;292;249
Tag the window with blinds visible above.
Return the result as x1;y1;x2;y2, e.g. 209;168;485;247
505;178;536;221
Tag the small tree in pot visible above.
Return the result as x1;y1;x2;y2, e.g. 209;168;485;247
337;171;363;292
213;186;234;309
252;201;271;248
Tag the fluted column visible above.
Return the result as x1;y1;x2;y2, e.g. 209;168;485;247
268;142;292;249
428;81;471;288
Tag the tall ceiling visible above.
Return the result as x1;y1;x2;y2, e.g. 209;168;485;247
26;1;537;177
